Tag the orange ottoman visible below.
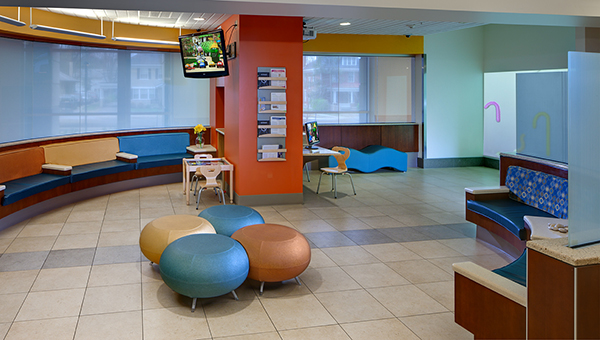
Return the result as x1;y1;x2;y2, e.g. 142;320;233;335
140;215;216;264
232;223;311;295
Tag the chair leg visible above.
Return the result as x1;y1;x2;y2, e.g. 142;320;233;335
316;172;324;194
196;188;205;210
304;163;311;182
346;173;356;195
333;174;338;199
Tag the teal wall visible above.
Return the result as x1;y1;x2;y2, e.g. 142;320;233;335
424;26;484;159
484;25;576;72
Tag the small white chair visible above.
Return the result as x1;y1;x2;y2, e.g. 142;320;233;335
196;164;225;209
316;146;356;199
191;154;213;196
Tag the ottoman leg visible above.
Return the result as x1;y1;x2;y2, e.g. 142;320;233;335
295;277;301;286
191;297;197;312
231;290;239;301
259;281;265;295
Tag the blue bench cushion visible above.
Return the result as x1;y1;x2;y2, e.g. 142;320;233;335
2;173;70;205
505;166;568;219
118;133;190;157
467;199;555;240
71;160;135;182
329;145;408;173
493;250;527;286
135;153;192;170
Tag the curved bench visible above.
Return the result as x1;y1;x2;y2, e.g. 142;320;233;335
329;145;407;173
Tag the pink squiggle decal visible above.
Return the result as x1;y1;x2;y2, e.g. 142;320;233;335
484;101;501;122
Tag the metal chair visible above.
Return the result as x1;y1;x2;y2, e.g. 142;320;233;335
316;146;356;199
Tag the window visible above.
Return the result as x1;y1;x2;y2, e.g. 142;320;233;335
0;37;210;144
303;55;415;124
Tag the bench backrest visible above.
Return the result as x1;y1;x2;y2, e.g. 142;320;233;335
506;165;568;219
117;133;189;157
42;138;119;166
0;147;45;183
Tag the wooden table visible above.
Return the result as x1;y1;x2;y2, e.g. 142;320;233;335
183;157;234;204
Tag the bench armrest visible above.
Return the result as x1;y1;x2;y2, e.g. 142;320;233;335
42;163;72;176
0;184;5;192
116;152;138;163
465;186;509;195
453;261;526;307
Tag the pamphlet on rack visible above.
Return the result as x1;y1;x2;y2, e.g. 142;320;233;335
270;68;286;88
270;92;286;111
258;120;270;136
257;71;270;87
259;97;267;111
262;144;279;159
270;116;286;135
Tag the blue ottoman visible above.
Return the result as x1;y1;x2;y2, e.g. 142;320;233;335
198;205;265;237
159;234;249;311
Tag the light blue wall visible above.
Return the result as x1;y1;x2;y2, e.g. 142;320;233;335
424;26;484;159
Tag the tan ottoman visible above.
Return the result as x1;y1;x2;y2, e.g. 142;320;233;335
231;223;311;294
140;215;216;264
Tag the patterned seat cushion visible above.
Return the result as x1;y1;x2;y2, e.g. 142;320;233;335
505;166;568;219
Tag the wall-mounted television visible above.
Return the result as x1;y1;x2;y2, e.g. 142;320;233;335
304;121;320;149
178;29;229;79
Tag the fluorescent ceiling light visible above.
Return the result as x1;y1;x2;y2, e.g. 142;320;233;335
30;24;106;39
193;17;205;21
340;22;351;26
0;14;26;27
112;36;179;46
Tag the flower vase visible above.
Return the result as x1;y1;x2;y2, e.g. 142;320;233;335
196;134;204;148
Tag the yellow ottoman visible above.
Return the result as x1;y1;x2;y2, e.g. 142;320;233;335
140;215;216;264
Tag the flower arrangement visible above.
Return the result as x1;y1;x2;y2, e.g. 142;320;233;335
194;124;206;147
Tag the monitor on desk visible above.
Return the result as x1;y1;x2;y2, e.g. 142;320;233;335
304;121;320;149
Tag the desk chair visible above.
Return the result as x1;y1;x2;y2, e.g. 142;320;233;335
196;164;226;208
316;146;356;199
192;154;213;196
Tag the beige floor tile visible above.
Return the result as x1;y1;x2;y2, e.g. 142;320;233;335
280;324;351;340
389;213;440;227
402;240;464;259
75;311;142;340
15;288;85;321
17;223;63;238
341;206;386;218
387;259;453;284
143;306;211;340
259;211;288;223
401;312;474;340
27;208;71;225
341;318;420;340
417;281;455;311
213;332;282;340
279;208;321;221
140;207;174;220
81;283;141;315
255;278;312;298
52;233;99;250
439;238;497;256
66;210;106;223
141;263;163;282
0;323;9;339
103;208;140;221
203;298;275;338
259;294;336;331
142;281;190;310
60;221;102;235
368;285;448;317
342;263;410;288
4;236;56;253
358;216;403;229
0;270;38;294
315;289;393;323
0;238;11;253
5;316;78;340
310;207;354;219
422;212;467;224
428;256;472;274
321;246;380;266
0;293;27;323
308;249;337;268
324;217;373;231
98;231;140;247
101;219;141;233
88;262;141;286
289;219;336;233
31;266;91;291
361;243;422;262
0;225;23;240
301;267;362;293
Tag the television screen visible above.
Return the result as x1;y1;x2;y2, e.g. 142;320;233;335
178;29;229;78
304;121;320;149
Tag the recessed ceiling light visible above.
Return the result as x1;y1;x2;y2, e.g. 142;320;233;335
340;22;351;26
194;17;205;21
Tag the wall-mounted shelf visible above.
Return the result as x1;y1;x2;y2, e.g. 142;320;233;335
257;67;287;162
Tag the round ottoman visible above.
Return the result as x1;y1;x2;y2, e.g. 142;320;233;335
139;215;216;264
232;223;311;295
159;234;249;311
198;205;264;237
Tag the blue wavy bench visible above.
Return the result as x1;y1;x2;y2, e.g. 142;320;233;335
329;145;407;173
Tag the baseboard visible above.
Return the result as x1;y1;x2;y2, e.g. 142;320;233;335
418;156;499;169
234;192;304;206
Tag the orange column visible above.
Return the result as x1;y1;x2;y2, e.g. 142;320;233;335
222;15;304;204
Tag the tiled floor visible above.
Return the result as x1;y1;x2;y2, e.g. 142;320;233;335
0;166;513;340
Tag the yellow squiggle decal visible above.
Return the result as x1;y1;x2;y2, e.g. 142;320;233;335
517;134;526;152
533;112;551;156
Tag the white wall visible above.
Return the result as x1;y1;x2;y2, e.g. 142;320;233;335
424;26;484;159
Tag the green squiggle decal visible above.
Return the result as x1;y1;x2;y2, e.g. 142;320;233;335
517;134;526;152
533;112;551;156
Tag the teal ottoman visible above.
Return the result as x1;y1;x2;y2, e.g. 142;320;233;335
159;234;249;311
198;205;265;237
